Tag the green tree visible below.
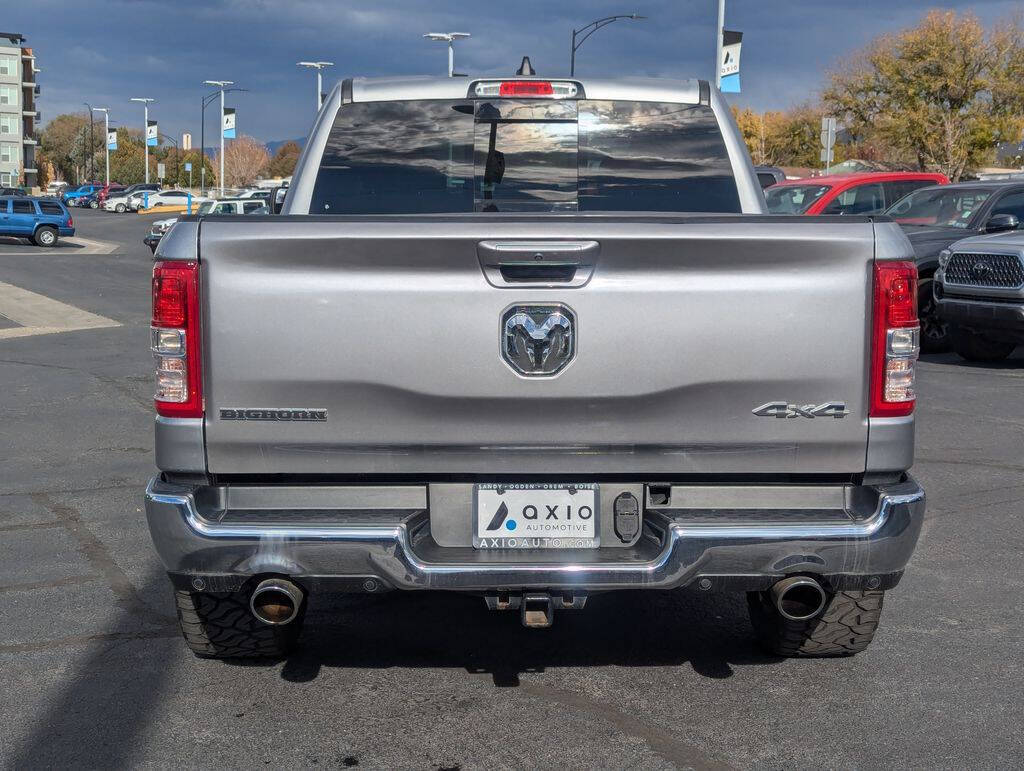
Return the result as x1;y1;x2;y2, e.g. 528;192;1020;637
166;150;215;188
732;107;787;166
267;141;302;178
108;129;147;185
732;105;846;168
40;113;89;182
824;11;1024;181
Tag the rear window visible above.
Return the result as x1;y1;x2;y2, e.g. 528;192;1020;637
38;201;64;215
886;187;993;228
310;98;740;214
764;184;830;214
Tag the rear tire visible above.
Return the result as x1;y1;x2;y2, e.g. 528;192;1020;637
747;587;885;657
951;326;1016;362
33;226;58;247
174;587;304;659
90;200;99;209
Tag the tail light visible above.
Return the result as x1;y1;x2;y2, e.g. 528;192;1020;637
66;215;73;227
151;260;202;418
870;261;919;417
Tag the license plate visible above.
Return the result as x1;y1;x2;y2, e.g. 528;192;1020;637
473;483;599;549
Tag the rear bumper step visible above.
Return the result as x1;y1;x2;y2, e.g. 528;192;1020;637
144;476;925;593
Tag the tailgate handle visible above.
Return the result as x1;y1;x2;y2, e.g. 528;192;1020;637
477;240;599;288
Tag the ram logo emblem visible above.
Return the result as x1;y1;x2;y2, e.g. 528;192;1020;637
502;304;576;376
752;402;849;419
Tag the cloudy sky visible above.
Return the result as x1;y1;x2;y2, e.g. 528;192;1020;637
7;0;1019;145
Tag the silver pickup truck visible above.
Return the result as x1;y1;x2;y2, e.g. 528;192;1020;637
145;74;925;659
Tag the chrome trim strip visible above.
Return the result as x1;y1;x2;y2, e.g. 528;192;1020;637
148;481;913;544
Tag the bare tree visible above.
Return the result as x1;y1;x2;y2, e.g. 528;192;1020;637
215;135;270;187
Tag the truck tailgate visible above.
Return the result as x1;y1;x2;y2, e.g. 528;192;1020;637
199;216;875;476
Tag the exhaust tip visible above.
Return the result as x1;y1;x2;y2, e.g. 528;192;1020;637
771;576;827;621
250;578;303;626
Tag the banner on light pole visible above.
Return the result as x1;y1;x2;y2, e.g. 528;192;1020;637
222;108;236;139
720;30;742;93
107;130;117;151
146;120;158;147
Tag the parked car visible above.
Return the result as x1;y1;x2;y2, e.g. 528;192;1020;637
143;217;178;253
62;184;103;205
95;183;127;207
765;172;949;216
198;198;270;215
885;181;1024;351
73;191;101;208
103;190;145;213
120;183;161;197
753;165;785;189
129;189;197;211
933;231;1023;362
233;189;271;200
0;195;74;246
0;186;28;196
143;199;268;253
101;183;161;211
144;73;925;661
46;181;69;196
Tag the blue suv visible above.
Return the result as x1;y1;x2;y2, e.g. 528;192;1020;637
0;197;75;247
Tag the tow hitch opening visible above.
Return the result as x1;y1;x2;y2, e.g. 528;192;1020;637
484;591;588;628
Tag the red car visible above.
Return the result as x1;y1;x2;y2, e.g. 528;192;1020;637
95;183;127;207
765;172;949;216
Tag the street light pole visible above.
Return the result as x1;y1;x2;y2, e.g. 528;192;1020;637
715;0;725;88
297;61;334;111
423;33;470;77
130;97;155;183
91;107;109;185
200;85;247;196
570;14;645;77
203;80;233;196
159;132;179;185
83;102;93;181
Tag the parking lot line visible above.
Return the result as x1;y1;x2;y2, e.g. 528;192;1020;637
0;280;120;340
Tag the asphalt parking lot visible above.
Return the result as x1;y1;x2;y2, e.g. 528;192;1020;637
1;207;1022;769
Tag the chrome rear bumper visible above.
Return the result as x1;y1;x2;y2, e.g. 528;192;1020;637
144;476;925;593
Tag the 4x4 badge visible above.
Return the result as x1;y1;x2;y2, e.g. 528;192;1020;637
752;402;848;419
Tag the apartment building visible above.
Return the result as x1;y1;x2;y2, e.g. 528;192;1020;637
0;31;39;189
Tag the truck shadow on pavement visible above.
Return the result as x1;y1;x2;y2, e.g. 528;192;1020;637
269;589;780;687
5;570;180;768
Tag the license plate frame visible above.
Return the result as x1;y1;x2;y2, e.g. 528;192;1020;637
473;483;599;549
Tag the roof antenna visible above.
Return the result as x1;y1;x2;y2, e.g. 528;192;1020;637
516;56;536;76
